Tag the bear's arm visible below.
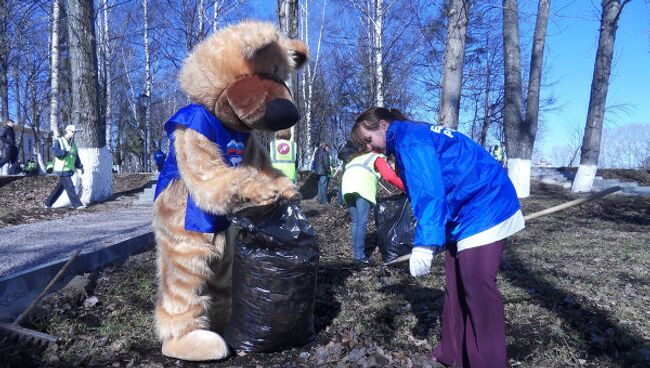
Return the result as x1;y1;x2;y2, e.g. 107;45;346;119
173;127;284;212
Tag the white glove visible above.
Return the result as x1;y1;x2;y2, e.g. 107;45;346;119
409;247;434;277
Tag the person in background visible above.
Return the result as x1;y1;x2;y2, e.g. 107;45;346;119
0;119;18;174
336;140;358;205
313;141;332;204
351;107;524;368
491;144;504;166
269;129;297;182
341;146;404;265
152;147;167;172
44;125;85;209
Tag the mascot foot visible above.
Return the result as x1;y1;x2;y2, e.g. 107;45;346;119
161;329;229;361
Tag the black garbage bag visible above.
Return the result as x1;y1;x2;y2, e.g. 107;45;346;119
224;201;319;353
374;194;417;262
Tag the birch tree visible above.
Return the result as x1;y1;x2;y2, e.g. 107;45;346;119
571;0;629;192
102;0;113;151
372;0;384;107
502;0;550;198
49;0;62;138
438;0;470;129
66;0;112;203
299;0;326;169
143;0;152;171
0;0;9;122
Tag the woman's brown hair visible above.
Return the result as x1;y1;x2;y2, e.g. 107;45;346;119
350;107;408;148
274;129;292;140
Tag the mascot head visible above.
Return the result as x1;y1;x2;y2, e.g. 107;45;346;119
179;20;308;132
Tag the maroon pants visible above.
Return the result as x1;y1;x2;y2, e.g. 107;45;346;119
433;240;506;368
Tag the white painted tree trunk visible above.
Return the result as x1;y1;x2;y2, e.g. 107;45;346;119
507;158;531;198
67;0;113;205
49;0;61;138
571;164;597;193
571;0;625;193
103;0;113;151
79;147;113;203
373;0;384;107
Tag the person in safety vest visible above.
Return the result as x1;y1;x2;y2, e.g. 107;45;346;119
341;147;404;265
351;107;524;368
491;144;504;166
43;125;85;209
269;129;297;182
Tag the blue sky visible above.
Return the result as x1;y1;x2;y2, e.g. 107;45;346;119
250;1;649;159
537;0;650;157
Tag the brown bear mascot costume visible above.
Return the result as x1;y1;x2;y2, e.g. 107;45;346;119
152;21;308;361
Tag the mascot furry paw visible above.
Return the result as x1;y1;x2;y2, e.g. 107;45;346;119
152;20;308;361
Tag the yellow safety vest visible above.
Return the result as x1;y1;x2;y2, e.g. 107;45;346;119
270;139;297;182
341;152;381;205
53;137;78;173
493;146;503;162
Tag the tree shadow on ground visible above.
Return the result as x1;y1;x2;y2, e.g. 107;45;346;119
502;250;648;366
299;173;318;201
378;280;445;342
314;261;354;334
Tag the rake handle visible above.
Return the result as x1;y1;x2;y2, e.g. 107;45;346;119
380;186;621;267
13;249;81;325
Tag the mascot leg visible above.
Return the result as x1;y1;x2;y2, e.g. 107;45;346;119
153;186;231;361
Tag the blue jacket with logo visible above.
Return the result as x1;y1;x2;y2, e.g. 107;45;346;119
155;104;249;233
385;120;521;249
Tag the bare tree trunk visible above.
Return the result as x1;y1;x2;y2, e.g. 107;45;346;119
277;0;298;142
572;0;627;192
438;0;470;129
372;0;384;107
143;0;152;172
524;0;549;156
213;0;220;33
479;49;492;147
502;0;550;198
49;0;62;138
66;0;112;204
0;0;9;122
198;0;205;42
102;0;113;151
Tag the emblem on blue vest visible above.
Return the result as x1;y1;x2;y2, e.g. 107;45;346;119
226;139;245;166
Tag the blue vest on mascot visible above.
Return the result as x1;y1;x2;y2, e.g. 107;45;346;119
154;104;249;233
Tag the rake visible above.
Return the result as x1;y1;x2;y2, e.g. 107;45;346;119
0;249;81;347
381;186;622;267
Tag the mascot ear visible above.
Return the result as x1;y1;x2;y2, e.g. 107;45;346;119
287;39;308;69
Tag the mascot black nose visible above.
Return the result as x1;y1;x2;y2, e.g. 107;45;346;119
265;99;300;130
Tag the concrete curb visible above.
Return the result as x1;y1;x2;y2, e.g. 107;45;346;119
0;231;155;323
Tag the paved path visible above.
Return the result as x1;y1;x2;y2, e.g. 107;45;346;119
0;206;152;277
0;205;154;322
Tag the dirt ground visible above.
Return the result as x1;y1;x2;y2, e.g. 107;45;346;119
0;174;154;228
0;174;648;367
